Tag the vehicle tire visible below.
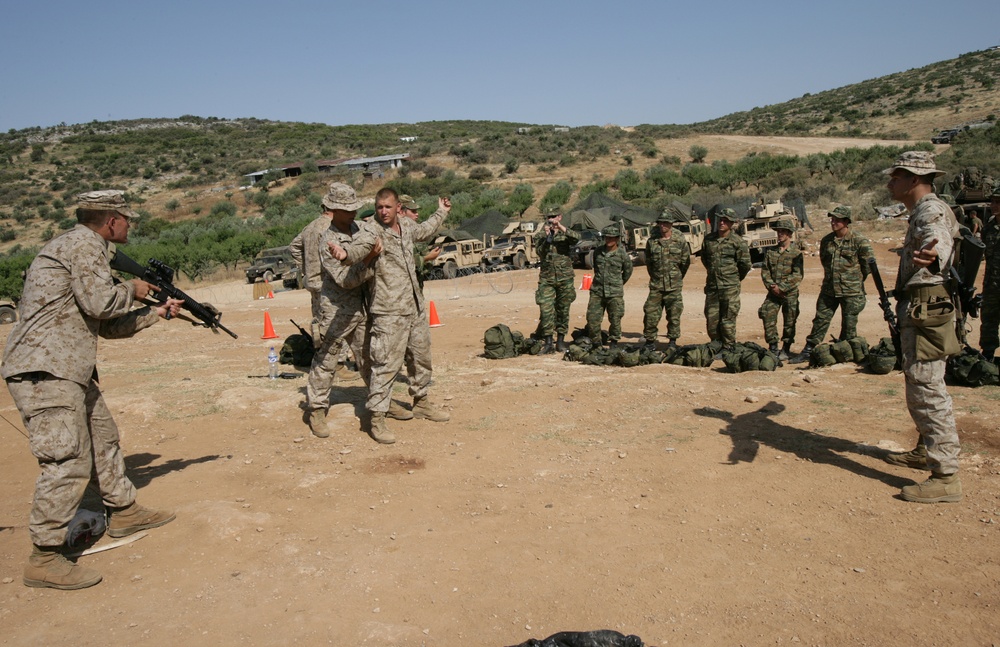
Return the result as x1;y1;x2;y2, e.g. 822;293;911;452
263;270;274;284
513;251;527;270
635;250;646;266
584;250;595;270
247;276;256;284
0;305;16;325
430;267;445;280
443;260;458;280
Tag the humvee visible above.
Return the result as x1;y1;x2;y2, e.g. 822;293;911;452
736;199;800;264
428;238;486;279
0;300;17;325
246;246;295;284
482;233;538;270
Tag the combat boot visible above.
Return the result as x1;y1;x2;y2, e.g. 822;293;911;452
308;408;330;438
334;362;361;383
900;472;962;503
643;339;656;352
108;502;175;538
884;440;928;470
387;399;414;421
368;412;396;444
412;396;450;422
779;341;792;362
788;342;814;365
667;339;678;351
23;545;102;590
540;336;555;355
608;340;618;349
768;342;779;356
556;334;568;353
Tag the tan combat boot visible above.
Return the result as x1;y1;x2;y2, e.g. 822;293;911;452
368;412;396;444
23;545;102;590
412;396;450;422
884;441;928;470
900;472;962;504
108;502;176;538
308;409;330;438
387;399;414;421
334;363;361;383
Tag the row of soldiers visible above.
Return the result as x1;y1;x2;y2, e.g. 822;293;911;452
532;204;873;362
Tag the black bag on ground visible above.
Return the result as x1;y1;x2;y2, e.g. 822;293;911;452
280;334;315;367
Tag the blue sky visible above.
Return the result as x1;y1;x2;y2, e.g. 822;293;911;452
2;0;998;132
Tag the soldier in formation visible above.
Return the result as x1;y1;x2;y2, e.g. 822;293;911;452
2;191;180;590
642;211;691;351
790;206;875;363
758;216;803;360
979;187;1000;361
701;209;751;350
533;212;580;353
881;151;963;504
585;224;633;347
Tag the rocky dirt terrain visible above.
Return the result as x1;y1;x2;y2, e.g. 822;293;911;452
1;223;998;646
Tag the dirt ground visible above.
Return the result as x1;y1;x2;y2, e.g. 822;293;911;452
1;223;999;647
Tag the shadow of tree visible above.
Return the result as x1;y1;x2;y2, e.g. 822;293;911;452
125;452;226;489
695;401;911;489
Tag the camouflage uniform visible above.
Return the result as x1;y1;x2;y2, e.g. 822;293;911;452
305;222;374;413
979;195;1000;357
804;229;874;345
2;224;161;547
701;227;751;346
534;227;580;336
290;215;333;338
758;241;804;346
586;236;633;343
896;192;961;475
642;229;691;343
341;207;447;413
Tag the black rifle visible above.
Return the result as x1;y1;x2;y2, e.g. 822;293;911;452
110;250;238;339
289;319;314;347
950;226;986;319
867;257;901;367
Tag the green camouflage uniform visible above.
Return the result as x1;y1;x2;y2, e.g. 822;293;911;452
702;231;751;346
758;242;804;345
586;244;633;342
642;233;691;342
980;213;1000;357
804;230;874;345
534;228;580;336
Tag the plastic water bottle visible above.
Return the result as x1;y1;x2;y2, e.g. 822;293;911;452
268;346;279;379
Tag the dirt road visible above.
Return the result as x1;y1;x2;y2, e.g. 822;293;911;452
1;225;998;646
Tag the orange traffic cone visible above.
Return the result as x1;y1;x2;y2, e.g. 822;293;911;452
265;280;274;299
261;310;279;339
580;274;593;290
428;301;443;328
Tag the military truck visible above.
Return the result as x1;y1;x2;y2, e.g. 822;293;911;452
0;300;17;325
246;246;295;284
481;232;538;270
570;228;602;269
673;218;707;256
735;199;800;264
428;238;486;279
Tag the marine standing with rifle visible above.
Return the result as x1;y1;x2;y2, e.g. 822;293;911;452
758;216;803;360
702;209;751;351
642;211;691;351
979;187;1000;361
534;213;580;353
882;152;964;503
2;191;180;590
790;206;874;363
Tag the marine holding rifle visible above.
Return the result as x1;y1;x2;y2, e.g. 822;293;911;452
882;152;964;504
2;190;181;590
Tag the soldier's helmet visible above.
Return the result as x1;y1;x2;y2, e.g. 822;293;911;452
827;205;852;222
772;216;797;233
600;225;621;238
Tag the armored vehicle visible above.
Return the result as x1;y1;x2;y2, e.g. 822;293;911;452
570;229;603;269
673;218;706;256
428;238;486;279
482;233;538;270
735;199;800;264
0;300;17;325
246;246;295;284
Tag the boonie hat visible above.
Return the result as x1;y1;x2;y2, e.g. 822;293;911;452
76;190;139;219
717;208;739;223
883;151;947;177
828;205;852;222
601;225;621;237
399;194;420;211
656;211;676;224
322;182;365;212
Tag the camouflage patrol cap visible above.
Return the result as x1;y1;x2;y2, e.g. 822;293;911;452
76;190;139;219
600;225;621;238
656;210;676;224
882;151;946;177
772;216;797;232
828;205;852;222
717;208;739;223
399;194;420;211
321;182;365;212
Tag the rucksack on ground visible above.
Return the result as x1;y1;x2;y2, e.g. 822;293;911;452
484;324;518;359
280;334;315;367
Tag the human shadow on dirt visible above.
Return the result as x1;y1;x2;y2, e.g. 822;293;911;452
125;452;225;489
695;401;911;489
